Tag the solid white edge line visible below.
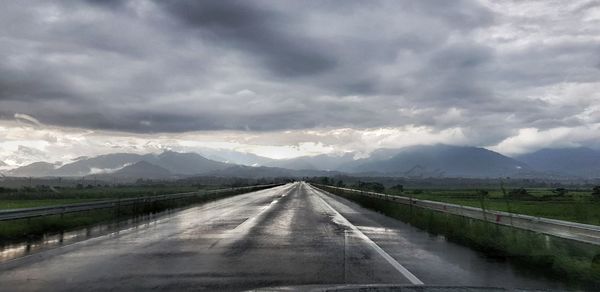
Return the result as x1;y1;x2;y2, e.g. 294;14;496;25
305;182;424;285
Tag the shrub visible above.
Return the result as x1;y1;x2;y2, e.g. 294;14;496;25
390;184;404;193
592;186;600;200
553;187;568;197
356;181;385;193
318;177;331;185
0;187;15;193
506;188;535;200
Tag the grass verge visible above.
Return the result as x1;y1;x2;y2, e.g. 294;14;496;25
319;185;600;289
393;190;600;226
0;199;104;210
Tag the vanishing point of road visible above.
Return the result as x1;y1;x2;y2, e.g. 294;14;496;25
0;182;565;291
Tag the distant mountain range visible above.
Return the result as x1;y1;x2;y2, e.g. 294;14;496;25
113;161;172;179
3;150;336;179
3;145;600;179
145;151;229;175
515;147;600;178
203;165;340;179
340;145;531;178
54;153;144;176
263;153;356;171
5;151;230;178
196;148;355;170
196;148;275;166
6;162;58;177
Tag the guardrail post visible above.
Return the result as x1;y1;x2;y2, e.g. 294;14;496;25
409;192;414;218
116;196;121;218
478;191;488;222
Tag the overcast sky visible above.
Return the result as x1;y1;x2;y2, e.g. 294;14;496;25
1;0;600;165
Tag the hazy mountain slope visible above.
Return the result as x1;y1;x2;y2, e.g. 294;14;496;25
55;153;144;176
173;148;356;170
0;161;6;167
144;151;230;175
10;151;232;177
346;144;530;178
264;153;356;170
204;165;294;178
8;162;57;177
196;148;275;166
515;147;600;178
205;165;340;179
336;148;402;171
112;161;172;179
265;159;317;170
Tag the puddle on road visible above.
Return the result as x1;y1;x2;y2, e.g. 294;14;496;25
0;208;182;263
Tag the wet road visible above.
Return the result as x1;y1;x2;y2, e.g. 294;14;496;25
0;182;563;291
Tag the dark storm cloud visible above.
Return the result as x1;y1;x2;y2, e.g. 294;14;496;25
0;64;78;102
0;0;599;148
159;0;337;77
85;0;124;7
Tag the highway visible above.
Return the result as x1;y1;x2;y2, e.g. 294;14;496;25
0;182;564;291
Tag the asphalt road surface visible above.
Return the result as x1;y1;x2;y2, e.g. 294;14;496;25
0;182;564;291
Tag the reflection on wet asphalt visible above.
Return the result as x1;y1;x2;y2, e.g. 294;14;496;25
0;182;564;291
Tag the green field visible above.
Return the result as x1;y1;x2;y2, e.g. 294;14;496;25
0;199;103;209
385;187;600;226
0;185;204;210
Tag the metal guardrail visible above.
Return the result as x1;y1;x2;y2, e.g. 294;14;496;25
311;184;600;246
0;184;280;221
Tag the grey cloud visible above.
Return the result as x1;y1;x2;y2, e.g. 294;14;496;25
0;65;78;102
572;1;600;14
0;0;599;149
159;0;337;77
407;0;495;28
84;0;125;8
429;44;494;70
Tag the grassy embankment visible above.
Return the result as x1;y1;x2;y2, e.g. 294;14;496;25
319;185;600;289
0;185;274;242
